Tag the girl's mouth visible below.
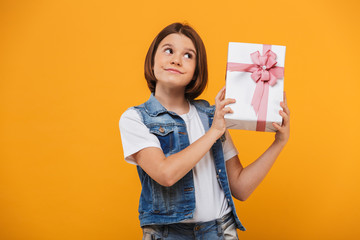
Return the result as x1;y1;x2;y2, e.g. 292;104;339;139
165;68;183;74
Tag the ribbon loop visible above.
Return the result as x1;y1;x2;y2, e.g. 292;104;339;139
250;51;261;65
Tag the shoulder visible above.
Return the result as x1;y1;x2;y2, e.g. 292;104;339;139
119;98;149;124
119;107;143;129
120;107;139;120
192;99;210;107
191;99;215;114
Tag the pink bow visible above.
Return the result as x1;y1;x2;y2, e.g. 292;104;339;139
227;45;284;131
250;50;278;85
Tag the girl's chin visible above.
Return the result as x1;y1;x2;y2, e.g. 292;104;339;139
156;82;189;91
157;78;192;87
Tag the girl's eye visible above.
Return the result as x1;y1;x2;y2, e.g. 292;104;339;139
165;48;173;54
184;53;193;59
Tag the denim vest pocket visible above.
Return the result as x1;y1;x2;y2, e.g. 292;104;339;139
151;180;184;214
149;125;175;155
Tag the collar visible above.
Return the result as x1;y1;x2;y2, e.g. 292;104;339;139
144;93;215;117
144;94;173;117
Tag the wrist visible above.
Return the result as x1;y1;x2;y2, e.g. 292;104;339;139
207;127;224;142
273;138;287;148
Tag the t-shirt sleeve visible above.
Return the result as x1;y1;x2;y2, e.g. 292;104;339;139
222;130;239;161
119;108;161;165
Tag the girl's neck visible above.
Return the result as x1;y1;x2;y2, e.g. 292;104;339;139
154;87;189;115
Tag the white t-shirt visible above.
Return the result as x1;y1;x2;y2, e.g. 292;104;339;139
119;103;239;222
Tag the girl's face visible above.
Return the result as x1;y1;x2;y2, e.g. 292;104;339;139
153;33;197;92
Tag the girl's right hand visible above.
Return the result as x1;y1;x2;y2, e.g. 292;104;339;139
211;86;236;139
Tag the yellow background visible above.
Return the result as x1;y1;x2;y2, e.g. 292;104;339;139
1;0;359;239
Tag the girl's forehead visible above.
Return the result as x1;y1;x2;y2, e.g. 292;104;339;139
159;33;196;52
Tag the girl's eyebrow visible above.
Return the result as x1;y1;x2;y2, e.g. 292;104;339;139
161;43;197;55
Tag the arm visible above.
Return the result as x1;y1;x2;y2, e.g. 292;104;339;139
227;93;290;201
134;129;219;187
133;87;235;187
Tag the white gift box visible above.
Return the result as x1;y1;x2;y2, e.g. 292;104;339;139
225;42;286;132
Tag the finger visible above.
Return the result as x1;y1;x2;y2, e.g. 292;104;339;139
280;101;290;115
281;92;290;114
272;122;282;131
279;110;289;126
220;87;226;101
219;98;236;109
221;107;234;115
216;86;226;102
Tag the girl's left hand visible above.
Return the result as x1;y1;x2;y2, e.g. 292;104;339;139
272;92;290;146
211;86;236;138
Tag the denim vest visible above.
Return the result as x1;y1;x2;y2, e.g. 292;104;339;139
132;94;245;231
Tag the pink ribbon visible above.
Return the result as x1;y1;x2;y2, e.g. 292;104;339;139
227;45;284;131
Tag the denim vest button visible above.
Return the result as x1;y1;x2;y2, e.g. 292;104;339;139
159;127;165;133
218;169;221;173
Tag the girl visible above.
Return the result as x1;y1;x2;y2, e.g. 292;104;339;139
119;22;290;240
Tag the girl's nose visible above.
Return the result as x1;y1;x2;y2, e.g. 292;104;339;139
171;54;181;66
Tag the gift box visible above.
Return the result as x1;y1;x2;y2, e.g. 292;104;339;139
224;42;286;132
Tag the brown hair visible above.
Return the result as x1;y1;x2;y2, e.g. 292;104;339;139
144;22;208;100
